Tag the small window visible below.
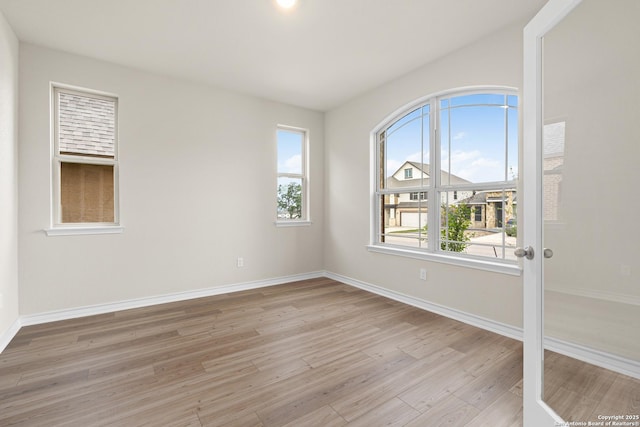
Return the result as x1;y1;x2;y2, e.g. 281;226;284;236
52;86;119;226
404;168;413;179
277;126;308;222
474;206;483;222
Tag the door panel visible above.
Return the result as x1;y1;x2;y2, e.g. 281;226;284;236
542;0;640;419
524;0;640;425
522;1;583;425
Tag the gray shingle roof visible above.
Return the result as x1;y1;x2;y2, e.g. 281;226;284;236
387;162;471;188
407;162;471;185
457;190;517;205
58;91;115;157
458;192;487;205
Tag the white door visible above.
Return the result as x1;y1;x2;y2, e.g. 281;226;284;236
521;0;583;425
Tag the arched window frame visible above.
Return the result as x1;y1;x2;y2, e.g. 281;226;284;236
368;86;521;275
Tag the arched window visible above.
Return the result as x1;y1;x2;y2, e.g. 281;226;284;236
371;88;519;269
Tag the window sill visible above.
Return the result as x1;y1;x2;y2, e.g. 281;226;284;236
45;225;125;236
366;244;522;276
275;220;312;228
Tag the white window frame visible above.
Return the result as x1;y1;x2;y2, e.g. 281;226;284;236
368;86;521;275
46;84;123;236
275;125;310;227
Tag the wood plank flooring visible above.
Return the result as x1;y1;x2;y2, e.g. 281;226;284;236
0;278;637;426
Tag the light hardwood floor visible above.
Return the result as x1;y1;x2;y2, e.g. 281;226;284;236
0;278;637;426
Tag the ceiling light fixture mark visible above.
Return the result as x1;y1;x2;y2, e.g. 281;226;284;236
276;0;297;10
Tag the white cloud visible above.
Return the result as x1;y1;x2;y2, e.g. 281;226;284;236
386;159;402;177
280;154;302;174
443;149;504;183
449;149;480;163
471;157;500;168
407;151;423;162
453;131;467;140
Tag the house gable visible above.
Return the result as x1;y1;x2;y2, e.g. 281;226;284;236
391;161;428;183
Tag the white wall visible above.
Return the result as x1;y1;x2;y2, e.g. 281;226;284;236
18;44;324;315
324;23;526;328
0;11;19;343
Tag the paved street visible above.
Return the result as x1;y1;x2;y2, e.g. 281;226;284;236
384;228;517;260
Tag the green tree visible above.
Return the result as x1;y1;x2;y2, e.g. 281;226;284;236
441;203;471;252
277;183;302;219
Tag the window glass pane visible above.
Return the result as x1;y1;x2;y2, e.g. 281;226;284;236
439;107;450;181
60;162;114;223
277;177;303;219
384;105;429;189
507;107;519;182
277;129;303;174
440;189;516;260
441;105;507;184
381;192;428;249
58;92;115;158
449;93;506;107
386;108;421;136
474;205;483;222
375;90;518;264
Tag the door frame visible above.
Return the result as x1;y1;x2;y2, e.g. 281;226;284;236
522;0;583;425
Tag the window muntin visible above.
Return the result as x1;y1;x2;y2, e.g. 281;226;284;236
52;86;119;226
277;126;308;221
375;89;518;263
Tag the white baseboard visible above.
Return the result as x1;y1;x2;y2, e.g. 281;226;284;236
19;271;324;327
544;336;640;380
325;271;640;380
0;317;22;353
546;285;640;306
3;269;638;380
324;271;523;340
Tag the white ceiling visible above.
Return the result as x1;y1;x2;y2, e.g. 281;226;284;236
0;0;547;111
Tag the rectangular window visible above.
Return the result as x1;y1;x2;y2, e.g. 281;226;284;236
52;86;119;229
373;90;518;267
276;126;308;223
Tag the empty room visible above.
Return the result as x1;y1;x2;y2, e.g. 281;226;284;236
0;0;638;426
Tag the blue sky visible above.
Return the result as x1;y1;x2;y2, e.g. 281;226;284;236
385;94;518;184
277;129;303;175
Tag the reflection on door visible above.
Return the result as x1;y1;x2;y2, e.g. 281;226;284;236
542;0;640;421
542;122;564;222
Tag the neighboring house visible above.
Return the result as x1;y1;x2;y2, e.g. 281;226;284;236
384;161;473;228
385;161;516;230
458;190;517;229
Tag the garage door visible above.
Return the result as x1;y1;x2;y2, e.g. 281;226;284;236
400;212;427;228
